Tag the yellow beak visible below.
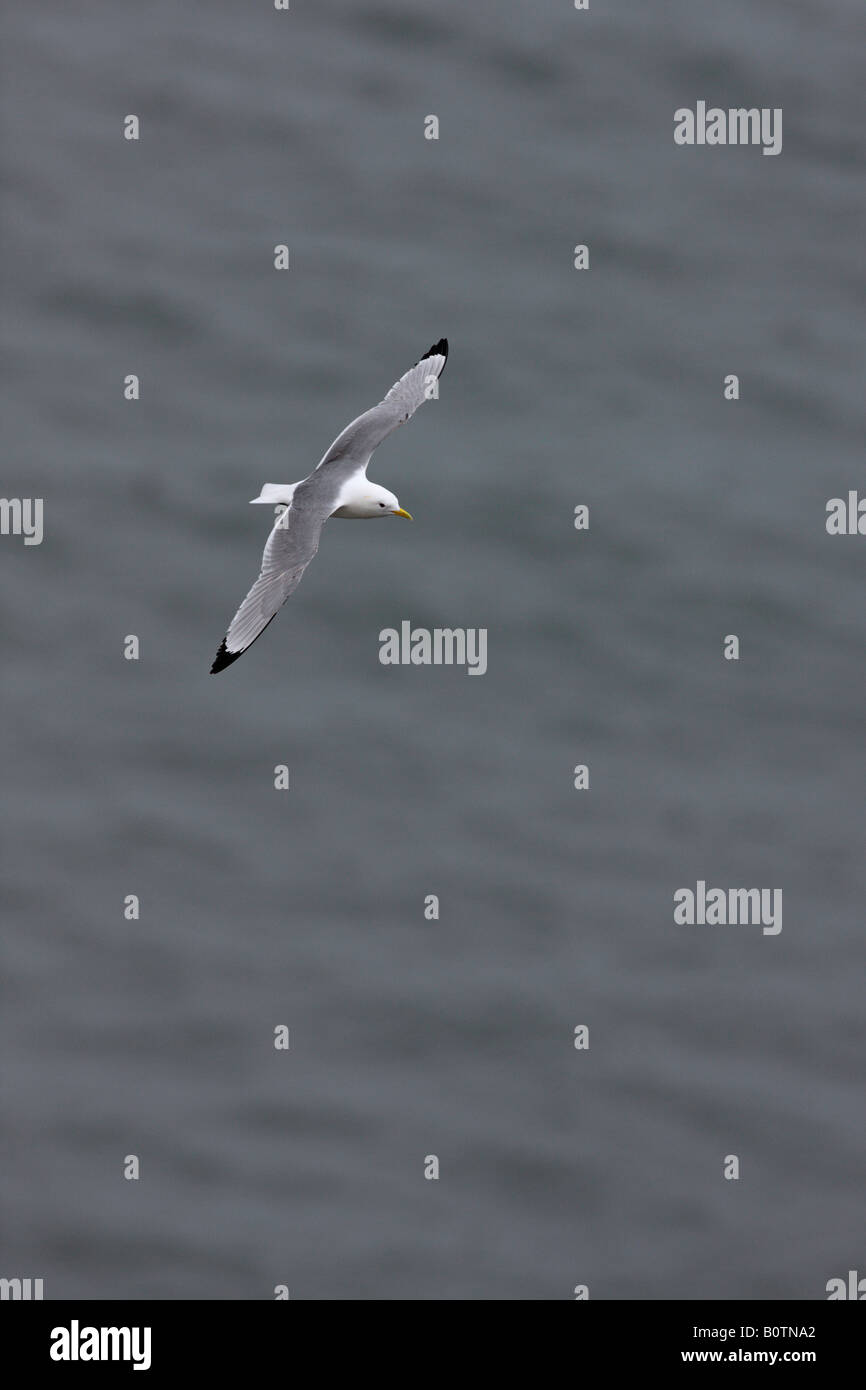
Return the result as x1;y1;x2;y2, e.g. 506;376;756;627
392;507;413;520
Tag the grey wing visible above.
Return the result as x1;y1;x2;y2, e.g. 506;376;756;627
314;338;447;482
210;490;330;673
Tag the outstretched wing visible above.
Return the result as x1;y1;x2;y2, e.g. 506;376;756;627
210;488;329;673
314;338;447;482
211;339;448;674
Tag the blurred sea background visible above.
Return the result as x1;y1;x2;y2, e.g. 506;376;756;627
1;0;864;1299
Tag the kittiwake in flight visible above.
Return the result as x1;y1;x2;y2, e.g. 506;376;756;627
210;338;448;674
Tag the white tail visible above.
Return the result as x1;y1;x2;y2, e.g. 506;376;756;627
249;483;298;505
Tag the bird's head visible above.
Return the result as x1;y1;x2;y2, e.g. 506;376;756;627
367;485;412;520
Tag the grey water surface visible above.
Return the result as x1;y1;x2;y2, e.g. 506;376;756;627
1;0;864;1299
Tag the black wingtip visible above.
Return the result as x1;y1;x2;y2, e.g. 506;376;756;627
210;639;243;674
420;337;448;367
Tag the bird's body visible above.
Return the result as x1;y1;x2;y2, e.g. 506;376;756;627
210;339;447;673
249;477;404;519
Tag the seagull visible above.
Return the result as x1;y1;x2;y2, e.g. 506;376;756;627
210;339;448;674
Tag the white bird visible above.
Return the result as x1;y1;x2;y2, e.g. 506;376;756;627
211;339;447;673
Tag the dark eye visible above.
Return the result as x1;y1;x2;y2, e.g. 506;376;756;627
379;502;385;507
